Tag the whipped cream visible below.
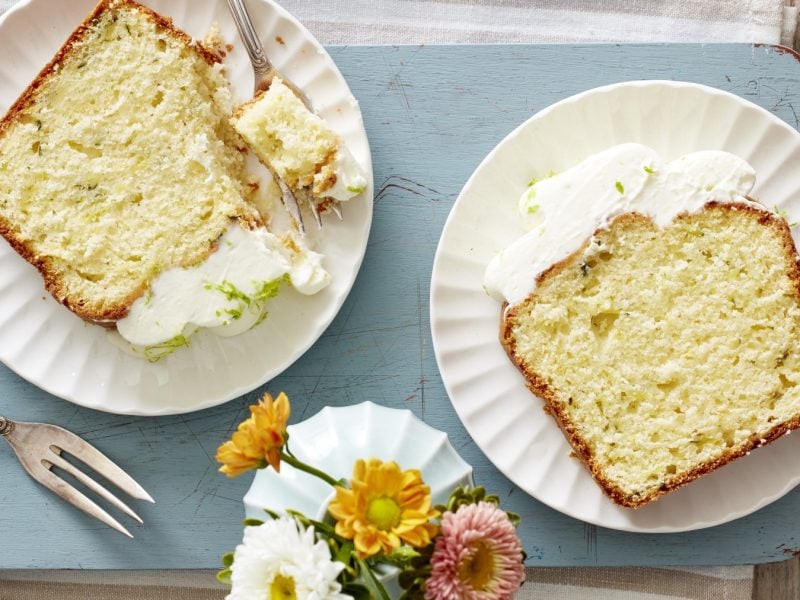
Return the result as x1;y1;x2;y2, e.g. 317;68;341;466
484;143;758;306
117;223;330;348
325;146;368;202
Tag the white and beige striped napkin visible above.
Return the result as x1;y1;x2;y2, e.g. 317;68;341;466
0;566;757;599
277;0;796;47
0;0;796;598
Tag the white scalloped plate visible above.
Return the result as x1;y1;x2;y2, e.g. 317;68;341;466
0;0;372;415
431;80;800;532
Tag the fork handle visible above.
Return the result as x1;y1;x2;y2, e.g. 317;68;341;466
226;0;272;78
0;416;14;436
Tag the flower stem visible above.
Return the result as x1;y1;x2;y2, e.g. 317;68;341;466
280;451;341;487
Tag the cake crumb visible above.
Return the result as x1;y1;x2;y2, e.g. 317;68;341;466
275;35;285;45
203;23;228;59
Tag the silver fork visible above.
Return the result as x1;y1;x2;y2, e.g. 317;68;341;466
0;416;154;538
226;0;343;229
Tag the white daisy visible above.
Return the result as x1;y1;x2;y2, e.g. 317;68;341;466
227;516;351;600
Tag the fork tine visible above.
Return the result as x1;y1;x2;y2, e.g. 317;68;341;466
47;451;143;524
306;195;323;229
276;178;306;233
35;463;133;538
329;202;343;220
47;426;154;503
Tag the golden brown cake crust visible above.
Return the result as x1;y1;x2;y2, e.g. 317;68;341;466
0;0;222;323
500;202;800;508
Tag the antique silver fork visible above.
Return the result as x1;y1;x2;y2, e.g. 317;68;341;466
0;416;153;538
226;0;343;230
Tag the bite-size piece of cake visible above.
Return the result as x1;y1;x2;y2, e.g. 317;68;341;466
232;78;367;208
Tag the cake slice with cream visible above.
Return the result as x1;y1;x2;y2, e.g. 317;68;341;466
0;0;260;323
490;144;800;507
0;0;333;359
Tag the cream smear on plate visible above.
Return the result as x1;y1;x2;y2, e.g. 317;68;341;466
483;143;758;306
116;223;329;350
324;145;369;202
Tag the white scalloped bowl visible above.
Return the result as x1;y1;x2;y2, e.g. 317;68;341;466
0;0;373;415
243;402;473;597
244;402;474;518
241;402;473;596
431;80;800;533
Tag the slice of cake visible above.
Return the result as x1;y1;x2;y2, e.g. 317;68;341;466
489;144;800;507
0;0;257;322
232;78;367;205
502;205;800;507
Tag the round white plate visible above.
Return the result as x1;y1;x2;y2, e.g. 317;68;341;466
0;0;372;415
431;80;800;533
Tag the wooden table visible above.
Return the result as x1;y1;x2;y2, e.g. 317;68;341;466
2;43;800;569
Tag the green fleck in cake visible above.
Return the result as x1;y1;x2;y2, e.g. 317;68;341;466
502;204;800;507
0;0;257;322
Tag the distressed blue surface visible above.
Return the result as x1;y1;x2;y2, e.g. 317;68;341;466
1;44;800;569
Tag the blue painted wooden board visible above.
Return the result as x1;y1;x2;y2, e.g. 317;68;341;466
1;43;800;569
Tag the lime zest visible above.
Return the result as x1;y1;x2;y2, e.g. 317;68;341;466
252;274;289;302
212;281;252;306
143;334;189;362
774;205;797;227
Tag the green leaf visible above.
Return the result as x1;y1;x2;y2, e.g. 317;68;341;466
306;517;349;543
643;165;656;174
615;181;624;194
382;545;423;567
221;551;235;567
341;582;372;600
216;568;232;585
242;518;264;527
263;508;280;519
335;540;355;565
357;558;391;600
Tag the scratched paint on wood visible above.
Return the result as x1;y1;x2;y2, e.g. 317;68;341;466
1;44;800;569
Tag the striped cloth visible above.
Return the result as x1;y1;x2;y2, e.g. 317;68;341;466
278;0;795;47
0;566;756;599
0;0;794;598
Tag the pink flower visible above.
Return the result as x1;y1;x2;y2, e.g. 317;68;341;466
425;501;525;600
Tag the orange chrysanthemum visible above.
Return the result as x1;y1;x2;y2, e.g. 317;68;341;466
327;458;439;559
216;392;290;477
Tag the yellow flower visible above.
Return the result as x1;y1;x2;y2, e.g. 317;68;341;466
216;392;290;477
327;458;439;558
